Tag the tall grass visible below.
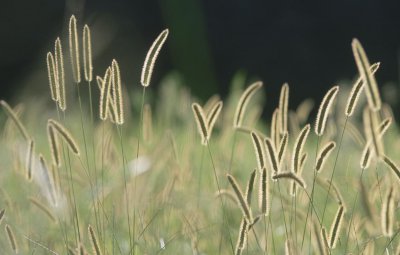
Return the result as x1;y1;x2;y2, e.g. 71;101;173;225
0;15;400;255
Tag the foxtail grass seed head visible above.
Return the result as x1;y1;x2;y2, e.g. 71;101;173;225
360;142;372;169
320;227;330;255
316;141;336;172
203;94;221;114
46;52;59;101
0;209;4;224
381;187;394;237
265;138;280;174
29;197;57;223
271;108;281;148
251;132;266;171
365;108;384;158
235;218;248;253
329;204;345;249
300;153;308;172
279;83;289;134
315;86;339;136
26;139;35;181
378;117;392;136
215;189;237;203
292;124;311;173
382;155;400;183
112;59;124;124
39;155;57;206
234;81;263;128
141;29;169;87
47;124;60;167
0;100;30;141
352;38;381;111
69;15;81;83
278;132;289;165
227;174;253;223
5;224;18;253
88;225;102;255
83;24;93;82
245;169;257;206
345;62;380;116
48;119;80;156
272;172;307;190
259;167;269;215
55;37;66;110
99;67;112;121
206;101;223;137
96;76;103;90
192;103;208;145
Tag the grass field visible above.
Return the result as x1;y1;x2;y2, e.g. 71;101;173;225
0;15;399;255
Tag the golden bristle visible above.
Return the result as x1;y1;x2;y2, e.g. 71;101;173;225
54;37;66;110
352;39;381;111
192;103;208;145
233;81;263;128
141;29;169;87
46;52;59;101
315;86;339;136
83;24;93;82
69;15;81;83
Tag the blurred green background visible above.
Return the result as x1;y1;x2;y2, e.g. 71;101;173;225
1;0;400;116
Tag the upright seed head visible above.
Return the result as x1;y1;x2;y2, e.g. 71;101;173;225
233;81;263;128
46;52;59;101
315;86;339;136
69;15;81;83
352;38;381;111
278;83;289;134
83;24;93;82
54;37;66;110
141;29;169;87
